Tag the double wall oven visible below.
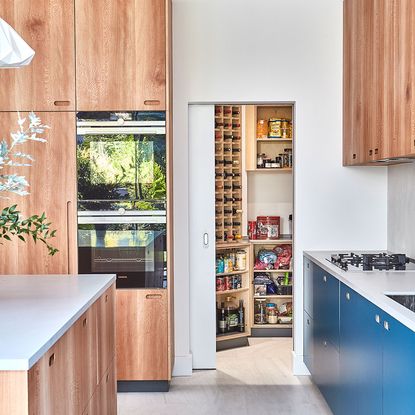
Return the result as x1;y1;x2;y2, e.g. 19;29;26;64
76;112;167;289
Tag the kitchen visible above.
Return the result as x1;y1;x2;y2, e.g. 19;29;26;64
0;0;414;414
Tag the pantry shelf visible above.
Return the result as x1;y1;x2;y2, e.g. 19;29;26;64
250;237;292;244
246;168;293;173
252;324;293;329
254;295;293;299
216;270;249;277
216;332;250;342
253;269;293;273
216;287;250;295
256;138;293;142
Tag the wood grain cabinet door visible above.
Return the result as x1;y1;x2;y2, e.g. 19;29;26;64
116;289;168;381
0;112;77;275
0;0;75;111
75;0;166;111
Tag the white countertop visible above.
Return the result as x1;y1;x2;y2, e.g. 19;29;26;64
0;274;115;371
304;251;415;333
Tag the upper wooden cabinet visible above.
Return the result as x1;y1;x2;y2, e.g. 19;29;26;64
0;112;77;275
75;0;166;111
0;0;75;111
344;0;415;165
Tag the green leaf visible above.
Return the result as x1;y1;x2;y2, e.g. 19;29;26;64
17;235;25;242
3;234;11;241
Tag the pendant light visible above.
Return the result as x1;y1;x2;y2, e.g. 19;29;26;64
0;17;35;68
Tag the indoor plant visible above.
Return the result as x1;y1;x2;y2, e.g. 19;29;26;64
0;112;58;255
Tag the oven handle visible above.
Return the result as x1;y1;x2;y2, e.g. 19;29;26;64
77;210;166;217
77;126;166;135
78;215;166;224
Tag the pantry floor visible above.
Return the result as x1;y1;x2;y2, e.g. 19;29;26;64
117;338;332;415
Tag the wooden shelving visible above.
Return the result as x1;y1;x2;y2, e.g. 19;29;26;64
250;236;293;244
216;270;248;277
253;269;293;273
216;287;249;295
216;332;250;342
254;295;293;299
252;324;292;329
246;168;293;173
215;105;243;243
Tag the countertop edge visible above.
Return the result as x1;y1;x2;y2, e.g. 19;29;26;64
9;274;116;371
304;251;415;334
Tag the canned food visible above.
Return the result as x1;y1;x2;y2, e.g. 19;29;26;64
256;216;280;240
248;221;257;240
224;276;231;291
216;277;225;292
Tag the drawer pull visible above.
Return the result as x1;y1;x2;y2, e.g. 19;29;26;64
384;321;389;331
105;294;108;303
375;314;380;324
346;292;351;301
117;275;128;279
54;100;71;106
83;318;87;327
49;353;55;367
144;99;161;106
106;373;110;383
146;294;162;299
323;275;327;283
323;341;327;347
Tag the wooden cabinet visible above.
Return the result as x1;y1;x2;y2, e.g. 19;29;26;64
0;0;75;111
116;289;169;381
75;0;166;111
344;0;415;165
97;285;116;381
0;112;77;275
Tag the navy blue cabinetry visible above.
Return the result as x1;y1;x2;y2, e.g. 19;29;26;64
383;314;415;414
303;310;313;373
339;283;383;415
304;258;314;318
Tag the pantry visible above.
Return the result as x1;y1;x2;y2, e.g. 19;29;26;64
214;104;294;347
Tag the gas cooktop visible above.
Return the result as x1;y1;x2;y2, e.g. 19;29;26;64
328;252;415;272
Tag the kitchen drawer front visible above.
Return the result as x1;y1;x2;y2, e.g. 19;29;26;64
303;310;314;374
303;257;314;318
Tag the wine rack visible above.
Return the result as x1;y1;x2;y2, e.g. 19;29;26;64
215;105;242;242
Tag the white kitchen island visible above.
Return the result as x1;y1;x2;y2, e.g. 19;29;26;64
0;274;116;415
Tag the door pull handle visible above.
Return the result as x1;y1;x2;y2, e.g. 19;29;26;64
203;232;209;247
146;294;162;299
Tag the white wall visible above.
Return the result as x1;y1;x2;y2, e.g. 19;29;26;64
172;0;388;376
388;163;415;256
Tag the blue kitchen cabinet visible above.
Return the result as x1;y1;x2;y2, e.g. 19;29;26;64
383;313;415;415
303;310;313;373
304;258;314;318
339;283;383;415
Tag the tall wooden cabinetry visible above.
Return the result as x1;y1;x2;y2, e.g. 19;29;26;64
75;0;166;111
344;0;415;165
0;0;75;111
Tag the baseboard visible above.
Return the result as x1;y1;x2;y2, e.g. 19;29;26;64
172;353;193;376
292;351;310;376
117;380;170;392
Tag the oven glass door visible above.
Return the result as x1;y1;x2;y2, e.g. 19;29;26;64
78;216;167;288
77;127;166;212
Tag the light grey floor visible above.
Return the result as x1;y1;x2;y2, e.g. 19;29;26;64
117;338;332;415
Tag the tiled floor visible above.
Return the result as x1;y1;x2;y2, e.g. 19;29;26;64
117;338;332;415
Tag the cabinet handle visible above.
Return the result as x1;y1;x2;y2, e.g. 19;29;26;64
307;318;310;325
105;294;108;303
144;100;161;106
54;100;71;106
323;275;327;282
375;148;379;155
146;294;162;299
346;292;351;301
375;314;380;324
106;373;110;383
117;275;128;279
384;321;389;331
49;353;55;367
83;317;87;327
353;153;357;160
369;149;373;156
306;262;309;269
323;341;327;347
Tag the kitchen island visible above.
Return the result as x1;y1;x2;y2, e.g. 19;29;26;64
304;251;415;415
0;274;116;415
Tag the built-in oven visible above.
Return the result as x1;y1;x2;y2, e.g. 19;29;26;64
78;211;166;288
76;112;167;289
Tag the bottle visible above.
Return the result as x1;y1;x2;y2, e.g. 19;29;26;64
215;159;224;165
215;197;223;202
218;303;227;333
224;147;232;152
215;172;224;178
238;300;245;332
232;184;242;190
224;184;232;190
224;160;233;165
232;148;241;153
224;296;239;332
224;135;233;141
233;221;241;226
233;208;243;214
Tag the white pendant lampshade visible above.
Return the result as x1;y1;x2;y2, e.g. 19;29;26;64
0;17;35;68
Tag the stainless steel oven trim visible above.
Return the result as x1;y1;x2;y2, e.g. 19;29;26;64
77;210;166;217
78;216;166;224
77;120;166;127
77;126;166;135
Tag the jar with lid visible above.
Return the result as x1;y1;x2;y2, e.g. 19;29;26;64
254;299;267;324
257;153;265;168
257;120;268;139
236;250;246;271
266;303;278;324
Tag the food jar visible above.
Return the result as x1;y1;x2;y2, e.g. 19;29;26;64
254;299;267;324
257;120;268;139
269;118;282;138
266;303;278;324
236;250;247;271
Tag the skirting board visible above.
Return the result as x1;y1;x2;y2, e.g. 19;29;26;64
118;381;170;392
172;353;193;376
292;351;310;376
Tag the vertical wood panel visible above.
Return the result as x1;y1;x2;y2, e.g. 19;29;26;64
116;289;168;380
75;0;166;111
0;371;28;415
0;112;77;275
0;0;75;111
